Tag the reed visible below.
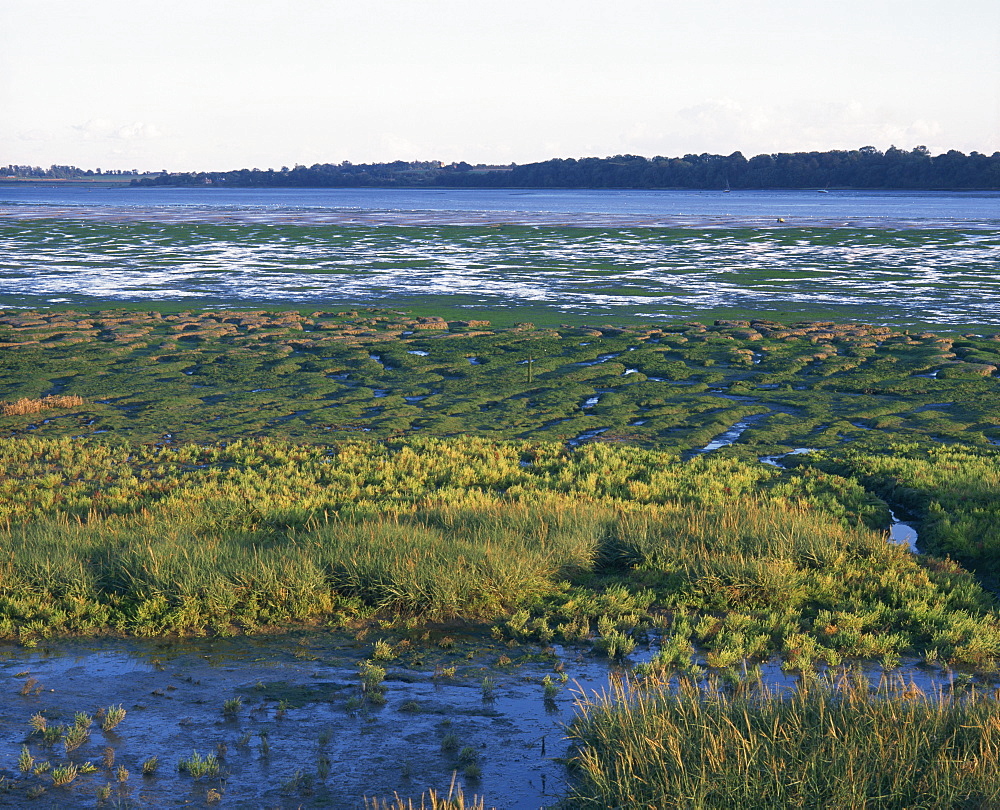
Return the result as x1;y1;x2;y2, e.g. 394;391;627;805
567;675;1000;808
366;772;488;810
0;395;84;416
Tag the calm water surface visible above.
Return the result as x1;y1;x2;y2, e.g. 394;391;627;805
1;186;998;327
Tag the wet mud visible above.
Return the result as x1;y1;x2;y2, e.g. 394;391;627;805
0;634;626;809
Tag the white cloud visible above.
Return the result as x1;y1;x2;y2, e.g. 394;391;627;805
71;119;162;142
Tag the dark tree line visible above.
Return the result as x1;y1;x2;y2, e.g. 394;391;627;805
2;165;142;179
131;147;1000;190
7;147;999;189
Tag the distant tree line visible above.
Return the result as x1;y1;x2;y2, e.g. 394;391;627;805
5;147;999;189
129;147;1000;190
1;165;143;179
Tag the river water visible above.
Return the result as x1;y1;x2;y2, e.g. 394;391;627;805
1;186;998;327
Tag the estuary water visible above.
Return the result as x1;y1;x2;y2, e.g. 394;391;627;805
1;185;998;327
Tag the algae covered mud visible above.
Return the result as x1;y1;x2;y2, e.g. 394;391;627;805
1;187;999;328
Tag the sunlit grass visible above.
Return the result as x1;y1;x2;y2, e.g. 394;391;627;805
567;674;1000;808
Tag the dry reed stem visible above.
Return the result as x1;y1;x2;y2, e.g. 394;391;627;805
1;395;85;416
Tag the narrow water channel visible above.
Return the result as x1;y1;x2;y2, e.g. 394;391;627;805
759;448;920;553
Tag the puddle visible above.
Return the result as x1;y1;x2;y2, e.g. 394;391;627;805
572;353;621;367
888;508;920;552
407;351;429;357
0;635;636;810
567;427;610;447
689;414;768;456
404;395;429;404
581;395;601;410
372;390;389;398
758;447;816;468
467;357;483;366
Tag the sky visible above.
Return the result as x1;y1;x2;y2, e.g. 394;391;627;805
2;0;998;172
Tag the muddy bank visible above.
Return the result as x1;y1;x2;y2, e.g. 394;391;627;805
0;633;629;809
0;627;975;809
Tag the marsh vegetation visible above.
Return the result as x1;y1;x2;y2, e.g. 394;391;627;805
3;307;1000;806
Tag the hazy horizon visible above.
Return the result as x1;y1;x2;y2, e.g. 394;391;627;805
3;0;999;172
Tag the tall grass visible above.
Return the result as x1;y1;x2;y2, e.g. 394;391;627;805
567;675;1000;808
0;436;999;668
0;395;84;416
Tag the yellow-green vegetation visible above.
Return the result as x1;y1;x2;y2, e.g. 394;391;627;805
566;675;1000;809
5;307;1000;806
2;435;999;669
804;443;1000;576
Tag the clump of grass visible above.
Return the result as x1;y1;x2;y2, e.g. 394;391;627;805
568;674;1000;808
360;660;387;704
457;747;479;766
222;696;242;717
62;724;89;753
100;705;126;733
371;639;396;661
440;733;459;754
178;750;220;778
141;755;158;776
17;745;34;772
280;769;314;795
50;762;79;787
1;395;84;416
